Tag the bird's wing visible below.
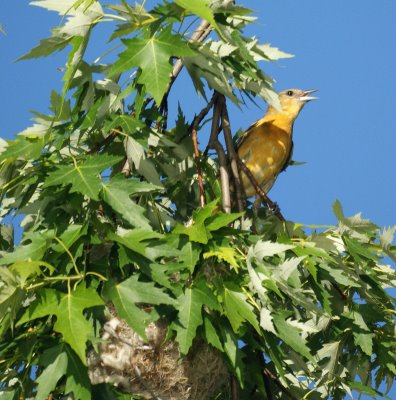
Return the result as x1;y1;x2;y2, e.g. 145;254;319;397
235;118;266;149
280;140;294;172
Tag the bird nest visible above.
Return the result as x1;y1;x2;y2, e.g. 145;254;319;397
87;310;229;399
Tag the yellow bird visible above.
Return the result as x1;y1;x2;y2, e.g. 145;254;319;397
237;89;317;198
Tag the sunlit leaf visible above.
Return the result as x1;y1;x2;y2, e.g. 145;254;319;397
43;154;122;200
101;175;161;228
110;26;195;104
223;282;260;334
103;275;175;339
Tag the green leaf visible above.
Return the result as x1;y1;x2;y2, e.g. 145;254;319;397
272;312;313;361
17;31;72;60
178;241;201;272
343;236;379;264
223;282;260;334
183;43;238;103
175;0;220;35
203;316;223;351
18;285;103;363
63;344;92;400
43;154;123;200
174;287;205;354
0;390;16;400
62;33;89;103
103;275;175;339
36;347;68;399
20;0;103;61
53;224;87;252
204;245;240;270
0;224;14;251
110;26;195;104
101;175;161;229
36;344;91;400
10;260;54;287
108;228;162;259
333;199;345;222
316;340;341;379
17;289;60;325
54;285;103;362
260;307;276;334
72;0;97;12
0;234;49;265
173;200;222;244
0;267;25;332
221;325;243;382
103;114;145;134
173;221;210;244
379;226;395;250
206;211;243;231
248;240;294;260
273;256;305;281
50;90;71;120
0;137;44;161
124;136;162;185
319;263;361;287
353;332;374;356
348;381;387;398
253;43;294;61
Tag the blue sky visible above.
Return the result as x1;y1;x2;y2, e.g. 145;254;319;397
1;1;395;398
1;1;395;228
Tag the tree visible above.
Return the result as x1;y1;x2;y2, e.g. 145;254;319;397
0;1;395;399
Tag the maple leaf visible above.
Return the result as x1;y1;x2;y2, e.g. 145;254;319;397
110;26;195;104
18;285;103;363
43;154;122;200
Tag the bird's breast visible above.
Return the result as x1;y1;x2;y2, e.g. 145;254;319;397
237;120;293;197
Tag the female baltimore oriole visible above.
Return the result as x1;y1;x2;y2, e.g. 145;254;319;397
237;88;317;198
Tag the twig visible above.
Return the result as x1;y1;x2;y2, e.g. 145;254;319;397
236;157;286;221
88;131;117;154
192;126;205;208
258;352;273;400
219;96;245;213
159;20;212;112
263;367;299;400
190;92;219;207
207;94;231;213
230;374;240;400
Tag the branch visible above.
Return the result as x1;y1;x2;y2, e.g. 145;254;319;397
207;94;231;213
236;158;286;221
160;20;212;112
257;352;273;400
220;96;245;213
263;367;299;400
190;92;219;207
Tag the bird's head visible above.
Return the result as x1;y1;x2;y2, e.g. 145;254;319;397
276;89;318;120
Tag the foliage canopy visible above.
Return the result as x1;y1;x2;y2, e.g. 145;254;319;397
0;1;395;399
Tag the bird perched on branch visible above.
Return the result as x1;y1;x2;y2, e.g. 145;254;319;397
237;88;317;199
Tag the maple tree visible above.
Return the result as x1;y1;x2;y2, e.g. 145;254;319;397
0;1;395;399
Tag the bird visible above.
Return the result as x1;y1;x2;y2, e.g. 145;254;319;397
236;88;317;199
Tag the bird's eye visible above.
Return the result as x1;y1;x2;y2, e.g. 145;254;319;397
287;90;294;96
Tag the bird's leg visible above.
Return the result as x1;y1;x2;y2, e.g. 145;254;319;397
267;201;281;216
236;157;286;221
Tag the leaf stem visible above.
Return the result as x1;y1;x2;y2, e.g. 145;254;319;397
85;271;108;281
54;236;80;275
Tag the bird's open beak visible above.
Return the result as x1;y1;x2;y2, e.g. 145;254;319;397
300;89;318;102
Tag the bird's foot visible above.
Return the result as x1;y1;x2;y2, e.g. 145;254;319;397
267;202;280;215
